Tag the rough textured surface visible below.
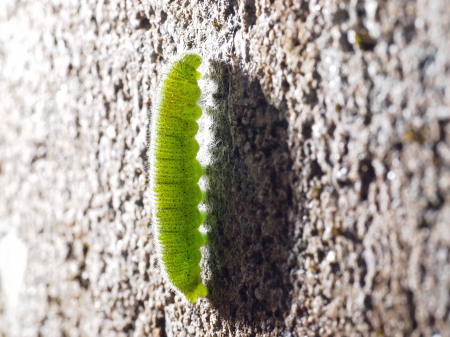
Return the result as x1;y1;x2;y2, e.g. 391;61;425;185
0;0;449;336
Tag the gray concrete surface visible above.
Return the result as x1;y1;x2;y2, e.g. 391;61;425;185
0;0;449;336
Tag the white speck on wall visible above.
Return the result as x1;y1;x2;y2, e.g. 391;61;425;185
0;228;28;330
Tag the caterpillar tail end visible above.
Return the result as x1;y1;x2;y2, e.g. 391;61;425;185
185;283;209;303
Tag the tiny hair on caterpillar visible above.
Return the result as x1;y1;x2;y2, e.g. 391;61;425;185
149;53;208;303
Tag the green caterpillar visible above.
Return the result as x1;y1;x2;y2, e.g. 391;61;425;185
149;53;208;303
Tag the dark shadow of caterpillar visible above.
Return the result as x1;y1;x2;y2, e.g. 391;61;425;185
204;59;297;330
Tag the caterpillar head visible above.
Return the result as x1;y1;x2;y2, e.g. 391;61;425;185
180;53;202;70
